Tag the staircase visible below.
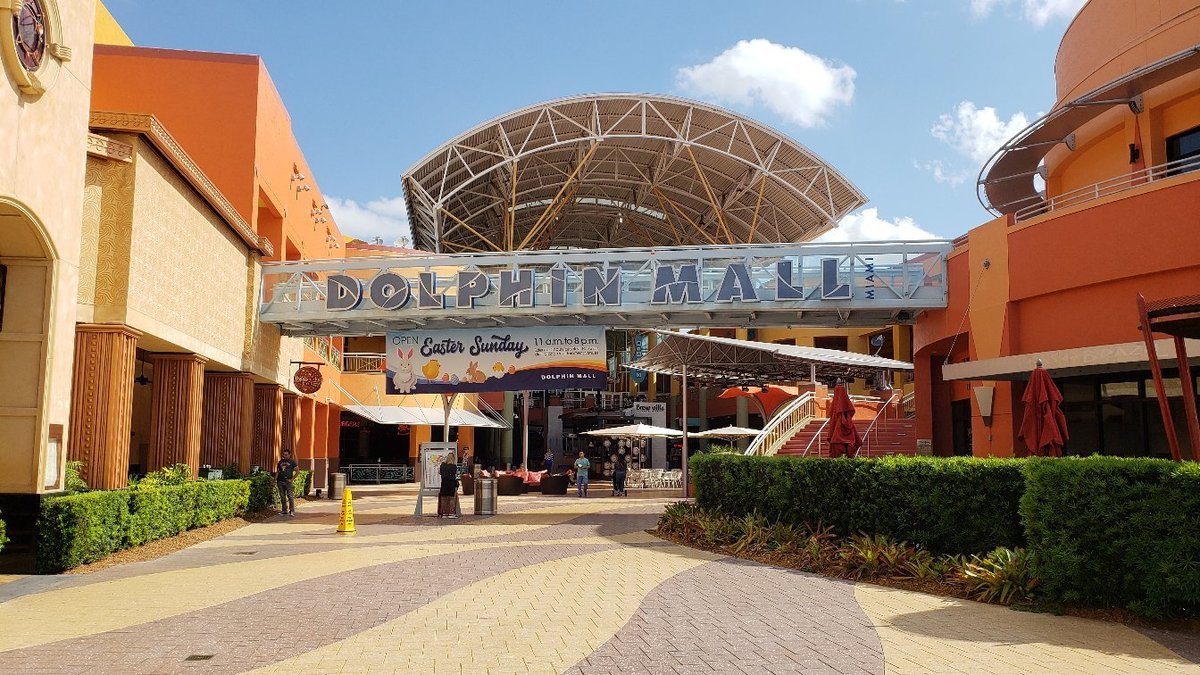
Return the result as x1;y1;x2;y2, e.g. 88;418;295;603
776;417;918;457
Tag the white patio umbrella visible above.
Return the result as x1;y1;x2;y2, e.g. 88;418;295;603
583;423;683;438
691;425;761;441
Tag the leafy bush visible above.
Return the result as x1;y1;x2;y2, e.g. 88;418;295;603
65;460;89;494
1021;456;1200;617
37;478;253;573
0;516;7;554
959;547;1036;605
838;533;915;580
127;483;194;546
36;490;131;573
245;470;311;513
691;454;1026;554
192;480;249;527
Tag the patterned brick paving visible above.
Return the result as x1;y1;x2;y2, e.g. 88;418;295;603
0;485;1194;674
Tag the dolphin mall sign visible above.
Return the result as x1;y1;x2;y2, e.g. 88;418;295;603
258;242;951;336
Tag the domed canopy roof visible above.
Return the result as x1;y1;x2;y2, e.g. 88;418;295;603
402;94;866;253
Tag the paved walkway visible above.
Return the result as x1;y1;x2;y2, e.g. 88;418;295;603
0;485;1195;674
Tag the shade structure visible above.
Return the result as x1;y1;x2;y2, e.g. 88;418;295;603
718;385;798;419
583;423;683;438
346;404;505;428
826;384;862;458
691;426;762;440
628;330;913;386
1017;366;1069;457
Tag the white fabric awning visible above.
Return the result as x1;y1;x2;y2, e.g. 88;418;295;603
691;426;761;439
346;405;506;428
941;338;1200;382
628;329;912;385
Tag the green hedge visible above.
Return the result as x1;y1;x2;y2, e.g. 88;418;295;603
36;478;253;574
1022;457;1200;617
690;454;1026;554
36;490;131;573
247;470;311;513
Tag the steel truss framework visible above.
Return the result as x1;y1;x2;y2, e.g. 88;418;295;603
402;94;867;253
628;330;914;387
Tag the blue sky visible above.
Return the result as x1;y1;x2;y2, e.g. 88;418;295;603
104;0;1086;244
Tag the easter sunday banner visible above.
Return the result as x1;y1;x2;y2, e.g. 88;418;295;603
386;326;607;394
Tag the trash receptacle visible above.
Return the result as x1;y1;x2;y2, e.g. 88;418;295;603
329;472;346;500
474;477;497;516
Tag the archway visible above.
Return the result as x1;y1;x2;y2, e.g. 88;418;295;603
0;197;60;493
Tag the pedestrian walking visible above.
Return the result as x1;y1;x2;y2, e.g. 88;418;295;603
544;448;554;473
437;453;461;519
612;455;627;497
574;450;590;497
275;449;298;517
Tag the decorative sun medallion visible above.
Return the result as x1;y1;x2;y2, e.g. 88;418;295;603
13;0;46;71
293;366;323;394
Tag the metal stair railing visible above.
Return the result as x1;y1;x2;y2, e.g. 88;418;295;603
857;392;902;458
744;392;817;456
801;418;831;456
901;390;916;418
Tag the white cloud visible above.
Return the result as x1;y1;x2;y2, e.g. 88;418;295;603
915;160;970;186
816;208;939;243
931;101;1029;165
677;39;855;128
326;195;412;245
971;0;1086;27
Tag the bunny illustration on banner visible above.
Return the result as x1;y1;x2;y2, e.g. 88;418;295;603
392;347;417;393
466;361;487;383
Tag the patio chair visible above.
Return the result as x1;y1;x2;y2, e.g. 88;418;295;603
647;468;664;488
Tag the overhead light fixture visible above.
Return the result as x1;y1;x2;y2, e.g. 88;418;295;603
134;360;150;386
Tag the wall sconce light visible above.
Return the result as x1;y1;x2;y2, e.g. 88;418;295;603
290;172;305;182
296;184;311;193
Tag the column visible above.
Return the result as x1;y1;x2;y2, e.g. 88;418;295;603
298;395;316;467
501;391;515;468
200;372;253;471
147;353;206;476
281;393;300;454
68;324;141;489
696;386;709;455
313;402;329;480
251;383;284;471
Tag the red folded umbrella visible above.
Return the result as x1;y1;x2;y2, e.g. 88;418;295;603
1018;366;1069;457
826;384;862;458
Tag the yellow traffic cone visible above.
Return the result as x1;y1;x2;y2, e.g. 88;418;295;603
336;488;356;535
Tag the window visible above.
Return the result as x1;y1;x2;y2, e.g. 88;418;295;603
813;336;848;351
1166;126;1200;175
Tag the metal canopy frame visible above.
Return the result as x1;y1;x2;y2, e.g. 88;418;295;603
627;329;913;387
978;45;1200;215
403;94;867;253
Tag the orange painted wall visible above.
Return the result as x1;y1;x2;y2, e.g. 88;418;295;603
1055;0;1200;105
91;47;260;224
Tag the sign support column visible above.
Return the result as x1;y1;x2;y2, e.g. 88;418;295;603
681;364;689;499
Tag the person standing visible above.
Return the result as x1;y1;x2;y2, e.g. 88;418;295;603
612;455;627;497
544;448;554;474
573;450;590;498
437;453;460;519
275;449;298;517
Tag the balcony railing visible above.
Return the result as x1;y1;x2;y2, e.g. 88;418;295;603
343;352;386;373
1014;155;1200;223
304;335;342;370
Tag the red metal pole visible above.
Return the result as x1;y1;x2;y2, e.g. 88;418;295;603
1138;294;1182;462
1173;335;1200;462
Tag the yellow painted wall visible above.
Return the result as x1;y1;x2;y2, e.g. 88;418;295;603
94;1;133;46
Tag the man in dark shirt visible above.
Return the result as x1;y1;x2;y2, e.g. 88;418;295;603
276;449;299;517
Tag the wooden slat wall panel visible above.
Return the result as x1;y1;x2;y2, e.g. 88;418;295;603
147;353;206;476
67;324;141;489
200;373;253;471
251;384;283;470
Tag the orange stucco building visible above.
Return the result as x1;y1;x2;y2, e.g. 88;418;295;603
914;0;1200;458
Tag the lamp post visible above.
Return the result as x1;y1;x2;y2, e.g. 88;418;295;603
681;364;689;498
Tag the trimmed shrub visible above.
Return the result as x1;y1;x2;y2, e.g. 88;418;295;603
690;454;1026;554
0;516;6;554
193;480;249;527
37;478;254;573
36;490;131;573
1021;456;1200;617
247;473;275;512
127;483;194;546
295;470;312;498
